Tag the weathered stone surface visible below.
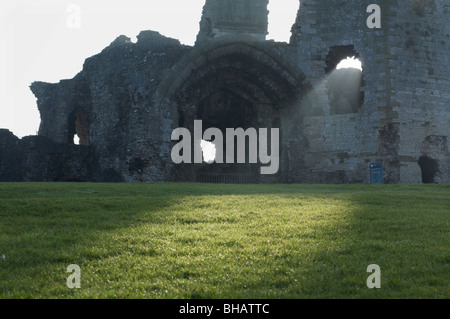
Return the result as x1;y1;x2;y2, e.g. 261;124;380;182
289;0;449;184
0;129;101;182
1;0;449;184
0;130;22;181
197;0;269;44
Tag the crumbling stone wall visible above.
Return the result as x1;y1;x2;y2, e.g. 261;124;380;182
197;0;269;44
0;129;101;182
390;0;450;184
1;0;449;184
288;0;449;184
31;31;190;182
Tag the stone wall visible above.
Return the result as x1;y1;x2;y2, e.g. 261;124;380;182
0;129;102;182
197;0;269;44
31;31;190;183
1;0;448;184
390;0;450;183
287;0;449;184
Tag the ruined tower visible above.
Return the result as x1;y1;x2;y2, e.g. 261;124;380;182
287;0;450;184
196;0;269;44
1;0;448;184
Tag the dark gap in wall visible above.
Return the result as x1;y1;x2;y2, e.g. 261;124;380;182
418;155;438;183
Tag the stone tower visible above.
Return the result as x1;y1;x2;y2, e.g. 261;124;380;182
287;0;450;184
196;0;269;44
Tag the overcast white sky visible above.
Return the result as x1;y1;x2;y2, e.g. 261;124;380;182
0;0;299;138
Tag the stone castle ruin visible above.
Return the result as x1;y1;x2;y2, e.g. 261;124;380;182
1;0;449;184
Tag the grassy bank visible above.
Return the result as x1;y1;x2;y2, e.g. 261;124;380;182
0;183;448;298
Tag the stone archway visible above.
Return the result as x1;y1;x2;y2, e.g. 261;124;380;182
155;35;315;183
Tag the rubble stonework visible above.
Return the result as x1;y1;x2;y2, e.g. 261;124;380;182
1;0;449;184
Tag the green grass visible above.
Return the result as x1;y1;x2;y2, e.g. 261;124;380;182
0;183;448;299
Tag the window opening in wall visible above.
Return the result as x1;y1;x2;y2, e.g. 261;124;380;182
70;109;90;145
326;45;364;114
418;155;438;183
73;134;80;145
336;56;363;71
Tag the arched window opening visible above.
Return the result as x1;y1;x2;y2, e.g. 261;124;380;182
70;109;90;145
326;45;364;114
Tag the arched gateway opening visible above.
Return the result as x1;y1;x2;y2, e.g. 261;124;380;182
156;36;311;183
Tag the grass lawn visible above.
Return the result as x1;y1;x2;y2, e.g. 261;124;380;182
0;183;448;299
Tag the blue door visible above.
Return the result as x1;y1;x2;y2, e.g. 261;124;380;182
370;162;383;184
